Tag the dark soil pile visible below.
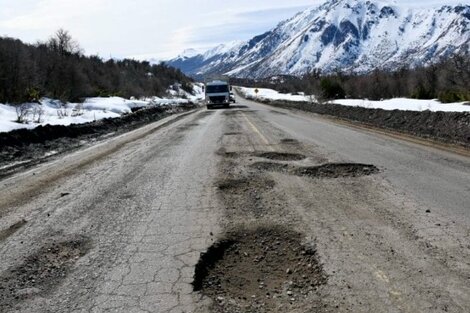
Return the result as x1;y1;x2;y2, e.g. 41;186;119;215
253;98;470;147
0;104;197;176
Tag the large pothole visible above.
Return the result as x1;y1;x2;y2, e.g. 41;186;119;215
217;177;275;194
0;219;27;242
193;226;326;312
250;162;290;173
280;138;299;144
216;148;245;159
0;237;92;308
177;123;199;132
251;162;379;179
294;163;379;178
256;152;306;161
216;176;278;219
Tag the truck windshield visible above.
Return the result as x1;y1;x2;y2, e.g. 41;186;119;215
206;85;229;93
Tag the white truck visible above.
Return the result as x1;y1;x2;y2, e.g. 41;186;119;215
204;79;232;109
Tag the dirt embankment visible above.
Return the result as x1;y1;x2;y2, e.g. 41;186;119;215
243;95;470;147
0;104;198;176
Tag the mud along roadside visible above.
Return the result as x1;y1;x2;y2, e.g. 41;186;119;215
235;89;470;149
0;103;200;178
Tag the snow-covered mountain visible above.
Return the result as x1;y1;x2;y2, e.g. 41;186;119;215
166;0;470;78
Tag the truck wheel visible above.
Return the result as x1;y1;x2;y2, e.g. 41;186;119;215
207;105;213;110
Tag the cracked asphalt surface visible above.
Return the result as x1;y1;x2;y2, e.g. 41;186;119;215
0;96;469;313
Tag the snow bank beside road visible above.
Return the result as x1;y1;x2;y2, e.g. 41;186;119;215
0;104;30;133
0;84;204;133
239;87;470;113
240;87;311;102
1;98;141;133
82;97;149;114
331;98;470;113
239;87;470;146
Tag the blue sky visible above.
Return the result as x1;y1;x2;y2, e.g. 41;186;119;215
0;0;466;60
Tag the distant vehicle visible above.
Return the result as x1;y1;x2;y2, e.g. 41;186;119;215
230;92;236;103
203;79;232;109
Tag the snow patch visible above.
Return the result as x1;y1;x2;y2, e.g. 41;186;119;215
0;84;204;133
167;1;470;78
239;87;470;113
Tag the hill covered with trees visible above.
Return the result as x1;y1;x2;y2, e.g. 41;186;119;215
232;54;470;104
0;29;193;104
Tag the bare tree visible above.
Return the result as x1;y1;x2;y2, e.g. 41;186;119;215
1;33;196;104
57;107;68;119
15;103;31;123
72;103;84;116
32;105;45;123
47;28;82;56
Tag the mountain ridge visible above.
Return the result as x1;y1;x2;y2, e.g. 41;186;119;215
167;0;470;78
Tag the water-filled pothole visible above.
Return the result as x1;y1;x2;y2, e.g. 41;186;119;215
193;226;326;312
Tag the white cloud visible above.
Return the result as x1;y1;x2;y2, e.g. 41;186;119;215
0;0;465;60
1;0;109;29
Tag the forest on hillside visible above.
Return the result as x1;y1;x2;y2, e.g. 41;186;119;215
231;54;470;103
2;29;468;105
0;30;193;104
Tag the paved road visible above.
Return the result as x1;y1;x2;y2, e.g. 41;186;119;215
253;102;470;223
0;96;469;313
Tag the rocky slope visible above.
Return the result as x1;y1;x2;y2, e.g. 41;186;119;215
167;0;470;78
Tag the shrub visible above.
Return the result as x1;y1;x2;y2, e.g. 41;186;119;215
438;90;470;103
320;78;345;100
